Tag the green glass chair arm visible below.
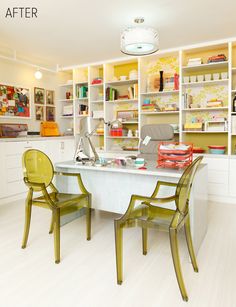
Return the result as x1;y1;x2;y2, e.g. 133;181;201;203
54;171;90;195
151;180;178;198
116;193;177;224
23;177;57;210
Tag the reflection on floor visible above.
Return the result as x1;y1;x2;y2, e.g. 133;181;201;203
0;200;235;307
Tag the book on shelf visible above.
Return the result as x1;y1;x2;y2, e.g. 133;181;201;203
128;84;138;99
232;116;236;134
77;86;88;98
106;87;118;101
182;93;193;108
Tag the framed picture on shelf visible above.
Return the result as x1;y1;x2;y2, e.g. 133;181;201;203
35;105;44;121
46;90;54;105
34;87;45;104
116;109;138;122
46;106;55;121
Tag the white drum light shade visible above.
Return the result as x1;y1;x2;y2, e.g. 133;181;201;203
34;70;42;80
121;26;159;55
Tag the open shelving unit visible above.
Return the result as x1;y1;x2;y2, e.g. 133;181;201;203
57;39;236;157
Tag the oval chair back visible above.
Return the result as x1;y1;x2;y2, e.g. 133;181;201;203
22;149;54;192
175;156;203;215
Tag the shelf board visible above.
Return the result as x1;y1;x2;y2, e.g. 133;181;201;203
107;136;139;139
60;115;74;119
92;134;104;136
58;99;73;102
140;111;179;115
106;79;138;86
45;104;56;107
141;90;179;95
232;112;236;114
182;131;228;133
90;83;103;87
182;79;229;86
75;97;88;101
106;99;138;103
121;121;139;124
77;115;89;118
182;61;228;71
76;81;88;85
91;100;104;104
232;90;236;93
182;107;228;111
59;83;73;87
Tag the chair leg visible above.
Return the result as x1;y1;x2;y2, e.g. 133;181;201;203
53;209;60;264
86;195;92;241
169;228;188;302
21;189;33;249
184;215;198;272
49;214;54;234
142;227;148;255
114;220;123;285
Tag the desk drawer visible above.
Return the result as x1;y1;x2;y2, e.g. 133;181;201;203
208;170;228;184
203;157;229;171
208;183;228;196
5;142;31;155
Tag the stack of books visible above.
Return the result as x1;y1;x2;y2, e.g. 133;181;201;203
142;103;157;112
206;99;223;108
187;58;202;66
207;54;227;63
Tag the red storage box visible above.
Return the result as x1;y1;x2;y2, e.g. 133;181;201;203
157;142;193;169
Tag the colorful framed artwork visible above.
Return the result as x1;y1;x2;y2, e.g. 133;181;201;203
46;90;54;105
0;84;30;118
35;105;44;121
34;87;45;104
46;106;55;122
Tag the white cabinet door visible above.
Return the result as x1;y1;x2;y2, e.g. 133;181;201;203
0;143;7;199
60;139;75;162
229;159;236;197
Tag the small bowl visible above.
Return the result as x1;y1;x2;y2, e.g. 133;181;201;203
213;73;220;80
135;158;145;168
120;76;127;81
183;76;190;83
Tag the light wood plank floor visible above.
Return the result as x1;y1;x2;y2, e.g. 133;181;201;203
0;200;235;307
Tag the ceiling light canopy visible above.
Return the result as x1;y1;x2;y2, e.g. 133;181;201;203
34;69;42;80
121;17;159;56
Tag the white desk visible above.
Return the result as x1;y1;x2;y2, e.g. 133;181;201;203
55;161;208;252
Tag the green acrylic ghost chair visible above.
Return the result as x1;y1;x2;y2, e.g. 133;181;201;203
21;149;92;263
114;156;203;302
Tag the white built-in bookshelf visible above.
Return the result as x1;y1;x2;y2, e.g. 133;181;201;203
57;38;236;156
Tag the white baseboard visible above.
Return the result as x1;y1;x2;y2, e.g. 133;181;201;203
0;193;26;205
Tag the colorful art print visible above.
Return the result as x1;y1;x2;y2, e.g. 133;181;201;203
46;106;55;122
46;90;54;105
35;105;44;121
0;84;30;117
34;87;45;104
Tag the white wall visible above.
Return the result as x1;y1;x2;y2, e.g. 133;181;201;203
0;58;66;132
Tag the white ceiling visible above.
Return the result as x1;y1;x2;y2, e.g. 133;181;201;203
1;0;236;69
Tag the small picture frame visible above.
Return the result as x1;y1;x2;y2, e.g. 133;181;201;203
46;106;55;122
116;109;138;122
34;87;45;104
46;90;54;105
35;105;44;121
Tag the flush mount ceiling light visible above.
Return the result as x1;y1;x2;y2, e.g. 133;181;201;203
34;69;42;80
120;17;159;56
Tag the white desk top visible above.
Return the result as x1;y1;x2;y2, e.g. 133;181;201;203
55;160;187;178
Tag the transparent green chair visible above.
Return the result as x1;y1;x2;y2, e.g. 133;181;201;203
114;156;203;301
21;149;91;263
